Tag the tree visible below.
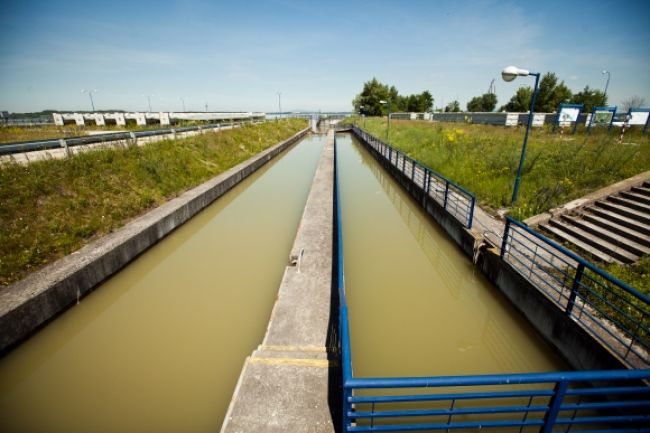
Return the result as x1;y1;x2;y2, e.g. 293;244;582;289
466;96;483;112
352;79;434;115
571;86;607;113
620;96;647;113
466;93;498;112
534;72;571;112
502;87;532;112
352;78;390;116
445;100;460;112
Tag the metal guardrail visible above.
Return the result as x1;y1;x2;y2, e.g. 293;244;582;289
334;134;650;433
351;126;476;229
0;120;261;156
501;216;650;368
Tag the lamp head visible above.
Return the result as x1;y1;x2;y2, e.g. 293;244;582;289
502;65;530;82
379;100;387;104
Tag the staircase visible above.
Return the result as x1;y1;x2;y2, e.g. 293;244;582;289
540;181;650;264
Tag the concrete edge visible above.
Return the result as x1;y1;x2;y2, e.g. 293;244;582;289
0;127;310;356
349;128;629;371
220;355;252;433
524;170;650;227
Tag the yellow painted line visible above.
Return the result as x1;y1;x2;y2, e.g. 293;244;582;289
250;357;337;368
260;345;334;353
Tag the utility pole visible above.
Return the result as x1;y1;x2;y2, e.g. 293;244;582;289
277;92;282;118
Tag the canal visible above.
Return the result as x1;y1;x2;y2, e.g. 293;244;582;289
336;133;566;377
0;135;325;433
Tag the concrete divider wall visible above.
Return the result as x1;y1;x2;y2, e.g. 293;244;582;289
350;129;628;371
0;127;310;356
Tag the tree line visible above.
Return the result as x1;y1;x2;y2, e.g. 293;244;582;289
352;78;433;116
353;76;646;115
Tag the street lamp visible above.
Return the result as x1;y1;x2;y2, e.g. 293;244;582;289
379;99;391;142
602;70;611;101
81;89;98;111
277;92;282;119
501;65;541;206
180;97;186;112
143;94;153;112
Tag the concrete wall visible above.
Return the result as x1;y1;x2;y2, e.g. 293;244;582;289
350;128;628;371
0;128;310;356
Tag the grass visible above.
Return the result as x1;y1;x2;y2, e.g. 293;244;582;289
0;118;307;286
350;117;650;220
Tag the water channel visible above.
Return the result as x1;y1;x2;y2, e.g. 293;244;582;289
336;133;566;377
0;135;325;433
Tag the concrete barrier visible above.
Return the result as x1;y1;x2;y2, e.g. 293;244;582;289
221;130;337;433
0;127;310;356
349;128;629;371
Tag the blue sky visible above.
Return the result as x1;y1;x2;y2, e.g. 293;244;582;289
1;0;649;113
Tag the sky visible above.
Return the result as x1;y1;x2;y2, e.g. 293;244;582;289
1;0;649;113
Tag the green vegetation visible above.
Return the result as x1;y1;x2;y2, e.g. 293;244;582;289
466;93;497;112
352;78;433;116
602;256;650;295
502;72;574;112
0;118;307;286
349;117;650;221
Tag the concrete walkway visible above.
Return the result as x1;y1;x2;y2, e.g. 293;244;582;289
220;131;337;433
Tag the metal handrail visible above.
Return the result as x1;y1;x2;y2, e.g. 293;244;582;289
502;217;650;304
0;120;262;156
350;125;476;229
501;216;649;367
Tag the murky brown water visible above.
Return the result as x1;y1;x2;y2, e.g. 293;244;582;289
0;135;325;433
337;133;566;377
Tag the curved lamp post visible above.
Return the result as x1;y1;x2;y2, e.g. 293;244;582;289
142;94;153;112
81;89;98;111
502;65;540;206
602;70;611;101
379;99;391;142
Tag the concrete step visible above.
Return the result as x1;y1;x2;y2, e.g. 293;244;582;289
560;215;650;257
608;195;650;215
582;213;650;248
540;223;620;264
587;206;650;236
620;191;650;206
631;186;650;197
595;201;650;225
547;219;638;263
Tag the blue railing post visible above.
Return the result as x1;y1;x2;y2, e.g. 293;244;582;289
566;263;585;316
467;196;475;229
500;218;512;258
443;180;450;209
541;380;569;433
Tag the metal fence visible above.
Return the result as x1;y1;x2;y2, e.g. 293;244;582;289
351;126;475;229
0;119;262;156
501;217;650;369
334;134;650;433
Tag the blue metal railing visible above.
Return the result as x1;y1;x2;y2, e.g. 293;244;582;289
334;135;650;433
351;126;476;229
501;216;650;368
